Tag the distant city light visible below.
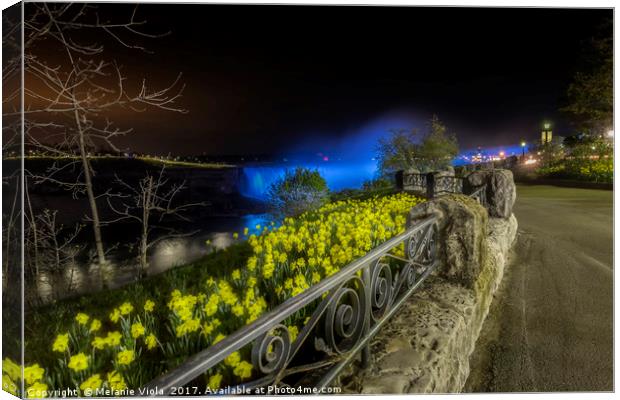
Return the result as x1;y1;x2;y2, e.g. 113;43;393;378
524;159;538;165
499;151;505;158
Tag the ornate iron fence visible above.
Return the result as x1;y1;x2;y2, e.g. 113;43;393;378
400;171;486;201
428;174;464;197
143;179;487;394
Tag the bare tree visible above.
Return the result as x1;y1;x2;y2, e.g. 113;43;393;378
7;3;186;268
24;208;85;304
105;166;204;278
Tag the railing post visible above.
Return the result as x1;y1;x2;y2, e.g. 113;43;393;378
361;264;371;369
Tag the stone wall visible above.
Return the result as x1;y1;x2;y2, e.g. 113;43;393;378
342;170;518;394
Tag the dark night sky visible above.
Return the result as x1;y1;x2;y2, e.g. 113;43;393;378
51;5;614;156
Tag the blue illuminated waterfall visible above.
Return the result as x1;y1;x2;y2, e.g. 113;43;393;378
239;160;378;200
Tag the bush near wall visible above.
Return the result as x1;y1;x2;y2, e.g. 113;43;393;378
6;193;423;397
536;158;613;183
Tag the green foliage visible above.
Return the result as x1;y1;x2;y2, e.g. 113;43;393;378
533;140;566;167
361;177;394;192
377;115;458;175
536;136;613;183
561;25;612;135
329;178;396;202
267;167;329;217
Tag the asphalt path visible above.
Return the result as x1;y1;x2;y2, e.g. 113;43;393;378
465;184;613;392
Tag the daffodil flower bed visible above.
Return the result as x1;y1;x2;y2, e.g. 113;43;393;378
6;193;422;397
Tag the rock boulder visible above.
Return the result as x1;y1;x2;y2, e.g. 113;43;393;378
487;169;516;218
408;194;488;289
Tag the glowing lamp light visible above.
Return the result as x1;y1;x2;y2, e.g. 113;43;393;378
521;141;526;147
499;151;505;157
544;123;551;130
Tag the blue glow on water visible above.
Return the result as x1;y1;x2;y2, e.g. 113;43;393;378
240;159;378;200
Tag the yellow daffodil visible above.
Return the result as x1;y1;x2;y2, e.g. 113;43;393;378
119;302;133;315
144;299;155;312
224;351;241;367
109;309;121;323
52;333;69;353
233;361;253;379
2;358;20;381
68;353;89;372
91;336;107;350
79;374;102;392
131;322;145;339
105;331;122;347
175;318;201;337
23;364;45;384
26;381;47;398
207;373;223;390
89;319;101;332
145;334;158;350
288;325;299;342
75;313;90;325
107;371;127;391
116;350;134;365
3;374;17;396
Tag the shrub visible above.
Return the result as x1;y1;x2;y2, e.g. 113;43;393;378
362;177;394;192
537;157;613;183
267;167;329;217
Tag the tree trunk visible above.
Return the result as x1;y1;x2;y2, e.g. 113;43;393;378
139;176;153;278
25;177;39;276
74;110;107;275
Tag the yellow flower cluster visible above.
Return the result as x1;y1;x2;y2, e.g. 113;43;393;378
246;193;419;301
4;356;49;397
21;193;421;394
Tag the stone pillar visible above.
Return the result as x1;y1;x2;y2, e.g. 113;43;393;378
398;168;426;194
464;169;516;219
427;169;459;198
408;194;488;289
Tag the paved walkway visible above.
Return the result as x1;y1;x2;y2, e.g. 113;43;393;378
465;185;613;392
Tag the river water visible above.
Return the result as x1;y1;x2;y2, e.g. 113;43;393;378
34;213;273;303
31;159;379;303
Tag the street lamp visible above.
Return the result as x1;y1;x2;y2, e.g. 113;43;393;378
521;141;526;159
